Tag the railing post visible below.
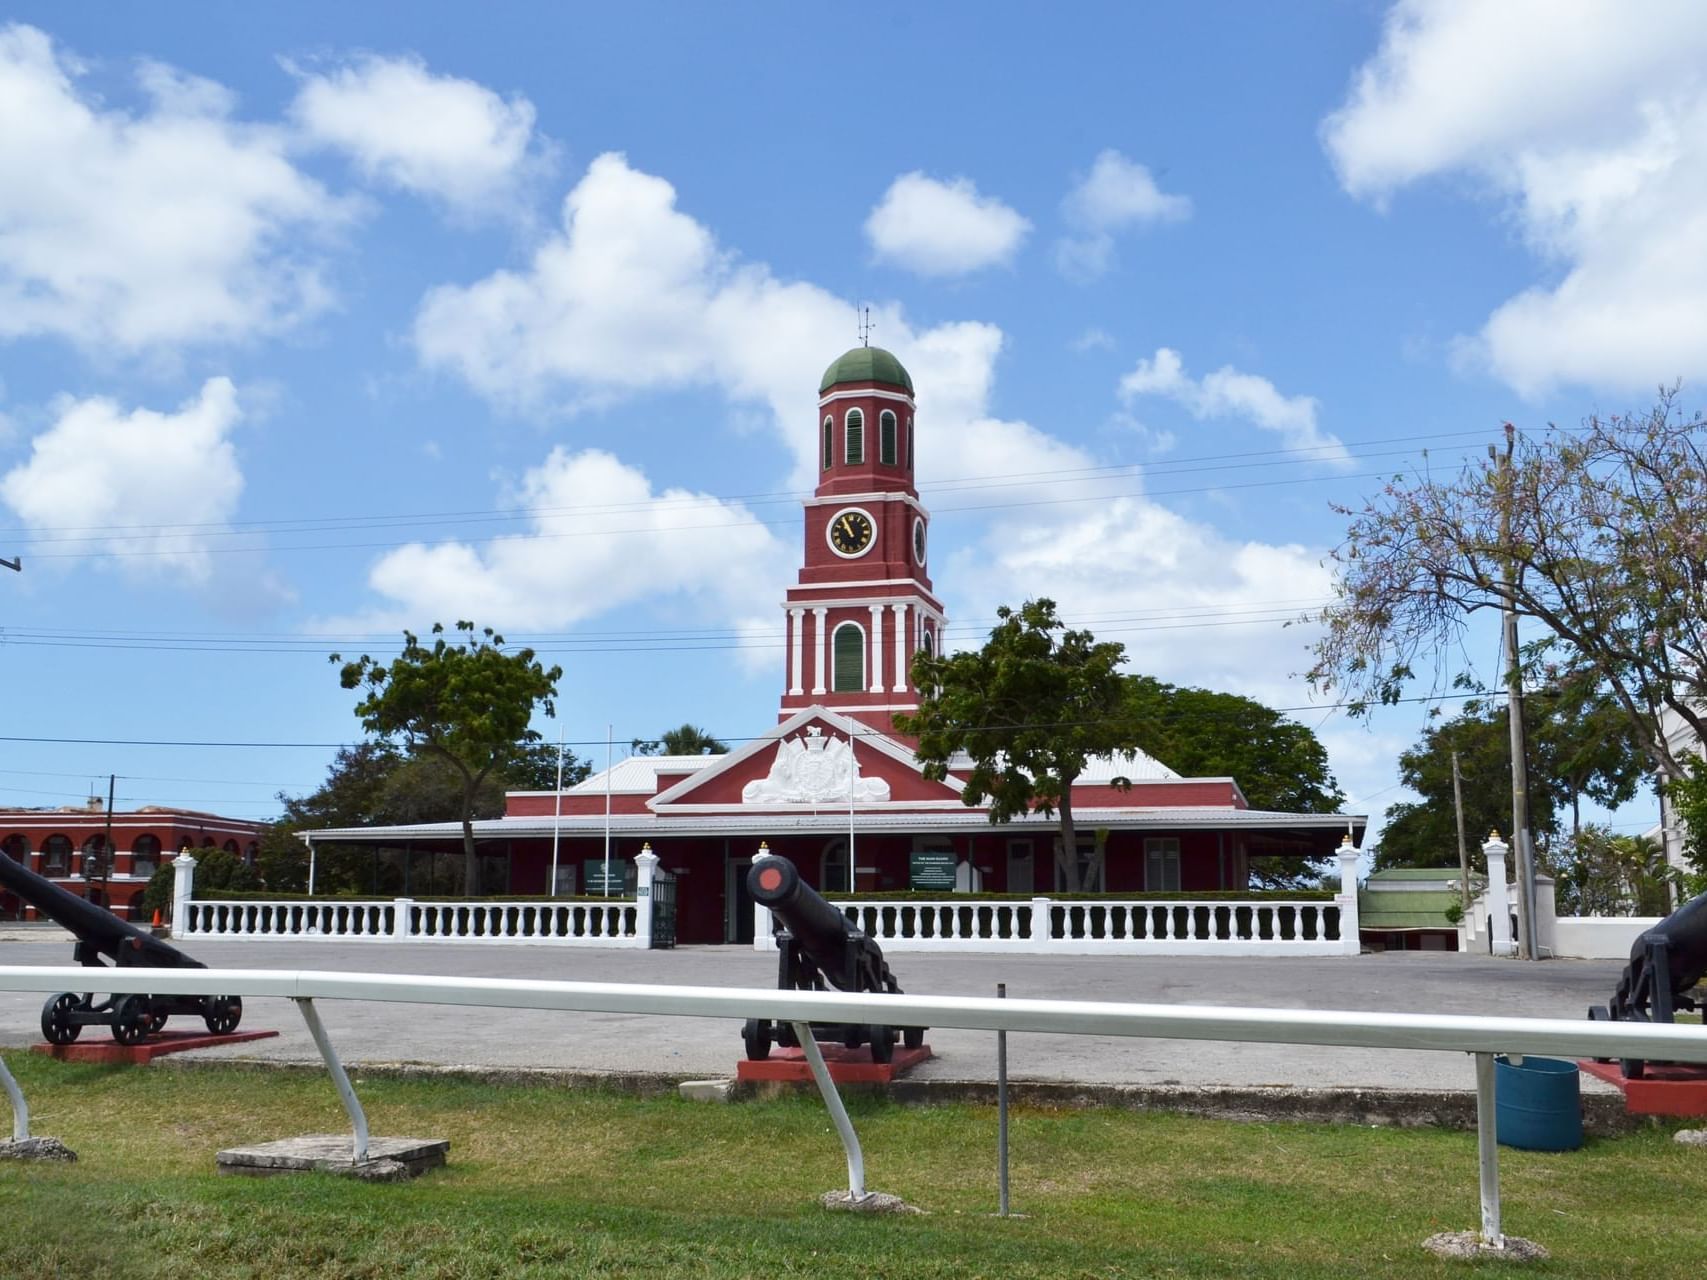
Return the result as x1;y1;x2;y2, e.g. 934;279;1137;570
1474;1052;1503;1245
1031;896;1052;945
1484;833;1514;957
752;842;776;953
1336;835;1361;955
634;844;658;949
172;850;196;933
393;898;413;942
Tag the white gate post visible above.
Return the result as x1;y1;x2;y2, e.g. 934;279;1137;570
392;898;414;942
171;850;197;933
1336;835;1362;955
634;844;659;949
1483;833;1514;957
752;842;776;953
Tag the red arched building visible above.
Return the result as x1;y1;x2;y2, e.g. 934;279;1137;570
306;346;1364;943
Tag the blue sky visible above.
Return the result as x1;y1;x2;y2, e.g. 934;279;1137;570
0;1;1698;843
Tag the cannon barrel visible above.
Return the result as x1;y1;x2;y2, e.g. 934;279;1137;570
748;856;865;991
0;851;202;969
1631;890;1707;992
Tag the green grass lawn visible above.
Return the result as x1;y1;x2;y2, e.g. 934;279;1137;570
1;1054;1705;1278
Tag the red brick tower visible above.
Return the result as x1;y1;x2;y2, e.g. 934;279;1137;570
779;346;947;733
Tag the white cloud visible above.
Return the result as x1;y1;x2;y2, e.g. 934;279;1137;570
1056;150;1191;281
1323;0;1707;395
863;172;1030;276
333;446;792;672
1119;348;1350;461
0;24;353;353
413;152;1042;487
0;378;245;584
288;53;542;215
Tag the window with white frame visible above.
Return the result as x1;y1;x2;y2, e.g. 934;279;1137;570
822;416;833;469
844;408;864;464
1054;835;1103;892
821;839;852;894
1145;837;1182;892
879;409;897;465
832;622;865;692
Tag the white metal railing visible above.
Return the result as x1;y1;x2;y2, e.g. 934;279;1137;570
833;897;1346;955
2;963;1704;1248
181;898;644;947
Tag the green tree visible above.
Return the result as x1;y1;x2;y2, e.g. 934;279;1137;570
333;622;563;894
631;724;729;756
1309;393;1707;783
1374;705;1544;871
1547;825;1674;916
1125;676;1346;887
1663;759;1707;897
898;599;1142;891
143;845;260;917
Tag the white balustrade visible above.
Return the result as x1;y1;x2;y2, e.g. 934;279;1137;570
832;897;1347;955
182;896;645;947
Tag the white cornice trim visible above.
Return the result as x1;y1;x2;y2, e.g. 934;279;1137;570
806;492;928;517
818;388;914;408
653;799;969;814
779;596;937;612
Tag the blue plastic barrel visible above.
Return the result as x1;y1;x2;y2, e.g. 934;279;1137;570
1494;1055;1583;1151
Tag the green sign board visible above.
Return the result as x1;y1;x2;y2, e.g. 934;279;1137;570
909;850;957;891
583;860;627;895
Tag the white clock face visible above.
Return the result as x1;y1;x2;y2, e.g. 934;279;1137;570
912;516;927;567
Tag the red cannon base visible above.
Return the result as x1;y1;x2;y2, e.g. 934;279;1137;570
33;1028;278;1066
737;1042;932;1085
1579;1059;1707;1116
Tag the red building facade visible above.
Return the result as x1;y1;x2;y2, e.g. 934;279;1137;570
307;346;1364;943
0;804;267;921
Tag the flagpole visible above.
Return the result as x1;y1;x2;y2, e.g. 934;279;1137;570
603;723;613;896
549;719;565;898
848;727;856;894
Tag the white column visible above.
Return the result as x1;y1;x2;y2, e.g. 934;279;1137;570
812;608;828;695
891;603;908;692
788;608;805;695
1336;835;1361;956
392;898;413;941
634;844;659;949
1484;832;1514;957
171;851;196;930
752;842;777;953
868;605;885;692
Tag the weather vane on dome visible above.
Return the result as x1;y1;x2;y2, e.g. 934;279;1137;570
858;304;874;348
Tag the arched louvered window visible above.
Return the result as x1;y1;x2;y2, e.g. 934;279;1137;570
844;409;864;464
42;834;71;876
823;416;833;469
2;834;27;863
131;834;162;878
879;410;897;465
921;628;935;659
832;622;865;692
907;418;914;470
821;839;852;894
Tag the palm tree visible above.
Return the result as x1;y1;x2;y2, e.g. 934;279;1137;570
632;723;729;756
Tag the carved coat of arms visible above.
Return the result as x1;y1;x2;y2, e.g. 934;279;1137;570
741;726;891;804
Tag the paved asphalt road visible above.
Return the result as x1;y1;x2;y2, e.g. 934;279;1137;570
0;931;1631;1093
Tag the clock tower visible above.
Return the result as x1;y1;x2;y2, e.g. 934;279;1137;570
779;346;947;733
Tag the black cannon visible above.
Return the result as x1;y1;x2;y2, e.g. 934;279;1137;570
0;852;241;1046
1588;889;1707;1078
742;856;924;1063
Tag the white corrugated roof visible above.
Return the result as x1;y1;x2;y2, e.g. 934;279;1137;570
565;754;722;795
944;747;1179;782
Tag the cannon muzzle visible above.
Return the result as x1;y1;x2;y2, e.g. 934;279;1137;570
749;856;864;990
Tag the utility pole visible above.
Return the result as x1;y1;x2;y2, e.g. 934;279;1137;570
1452;750;1471;917
1495;426;1540;959
96;773;115;912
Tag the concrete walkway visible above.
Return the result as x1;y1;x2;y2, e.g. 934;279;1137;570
0;938;1632;1095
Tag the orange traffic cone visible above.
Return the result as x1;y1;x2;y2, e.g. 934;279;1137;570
152;909;161;927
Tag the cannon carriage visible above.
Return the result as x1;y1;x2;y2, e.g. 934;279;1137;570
0;852;242;1046
1588;889;1707;1078
742;855;924;1063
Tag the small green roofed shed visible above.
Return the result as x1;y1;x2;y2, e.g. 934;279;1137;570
1358;866;1471;932
820;346;913;394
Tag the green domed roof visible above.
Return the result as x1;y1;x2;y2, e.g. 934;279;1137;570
819;346;913;394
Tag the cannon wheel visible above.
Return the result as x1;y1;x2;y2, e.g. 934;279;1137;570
145;1005;168;1035
742;1018;773;1061
902;1026;925;1051
111;994;152;1046
868;1024;895;1065
203;996;242;1036
41;992;83;1045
